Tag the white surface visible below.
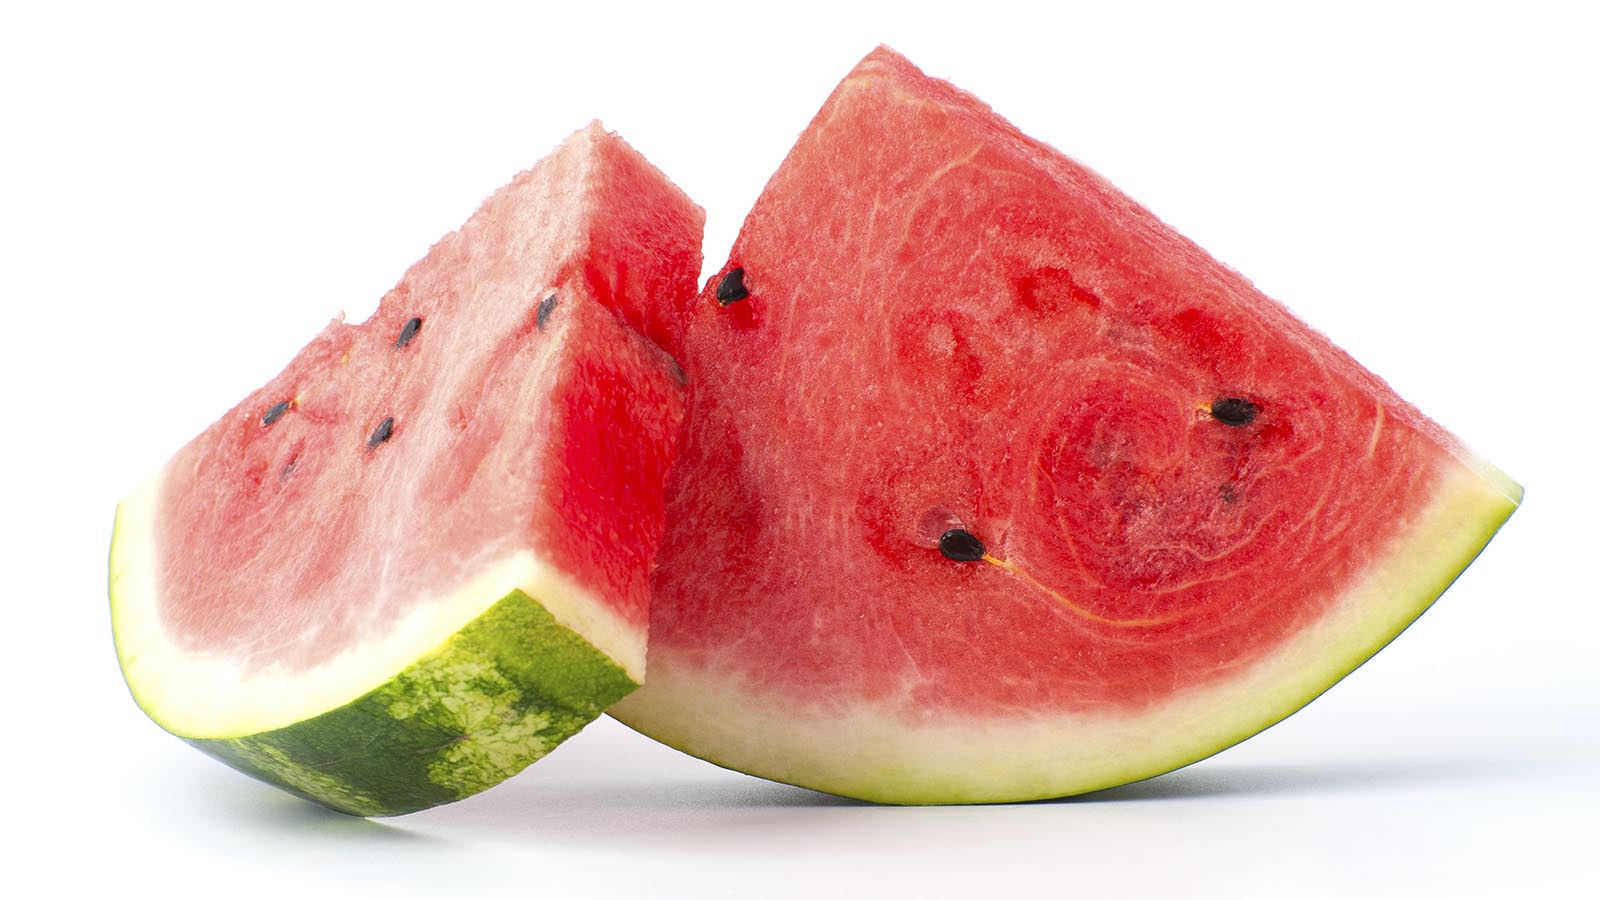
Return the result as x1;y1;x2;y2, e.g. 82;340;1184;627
2;2;1596;897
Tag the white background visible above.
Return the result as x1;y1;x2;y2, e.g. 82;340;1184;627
3;2;1596;897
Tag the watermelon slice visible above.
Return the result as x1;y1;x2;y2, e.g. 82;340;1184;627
109;124;702;816
608;48;1522;803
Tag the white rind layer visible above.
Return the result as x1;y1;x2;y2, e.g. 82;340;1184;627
611;456;1520;803
110;471;645;740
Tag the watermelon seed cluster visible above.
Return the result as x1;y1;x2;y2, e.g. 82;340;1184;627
360;316;428;449
715;267;749;305
1210;397;1258;426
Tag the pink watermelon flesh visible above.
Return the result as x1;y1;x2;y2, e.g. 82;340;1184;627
156;127;694;673
112;124;702;814
608;48;1520;802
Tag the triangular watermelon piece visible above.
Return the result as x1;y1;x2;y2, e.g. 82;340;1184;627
609;48;1521;803
110;124;702;816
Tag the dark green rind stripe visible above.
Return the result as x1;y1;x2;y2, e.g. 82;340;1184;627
187;590;637;817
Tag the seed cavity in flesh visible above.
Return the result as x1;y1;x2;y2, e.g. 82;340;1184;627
939;529;987;562
394;316;422;348
366;416;395;450
536;293;559;331
1210;397;1258;427
715;267;749;305
261;400;292;427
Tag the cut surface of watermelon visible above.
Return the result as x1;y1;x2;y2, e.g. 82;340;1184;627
110;123;703;816
608;48;1521;803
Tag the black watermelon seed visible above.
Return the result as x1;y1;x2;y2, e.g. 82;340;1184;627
1211;397;1259;427
536;293;559;331
261;400;292;427
366;416;395;450
715;267;749;305
394;316;423;348
939;529;987;562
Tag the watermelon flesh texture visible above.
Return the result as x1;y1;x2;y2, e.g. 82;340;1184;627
608;48;1522;803
110;123;703;816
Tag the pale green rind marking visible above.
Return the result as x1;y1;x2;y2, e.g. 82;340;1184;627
188;590;637;817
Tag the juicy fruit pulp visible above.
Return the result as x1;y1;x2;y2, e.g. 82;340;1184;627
110;124;703;815
608;48;1520;802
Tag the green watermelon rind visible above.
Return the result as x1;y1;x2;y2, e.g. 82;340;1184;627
188;590;636;817
610;457;1521;804
109;497;637;817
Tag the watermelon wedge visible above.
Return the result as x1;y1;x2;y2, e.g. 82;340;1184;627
608;48;1522;803
110;124;702;816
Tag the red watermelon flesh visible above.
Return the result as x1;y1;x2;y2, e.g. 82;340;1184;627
152;130;689;676
111;123;702;815
608;48;1521;802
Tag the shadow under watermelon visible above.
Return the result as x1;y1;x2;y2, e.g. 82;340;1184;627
1064;755;1546;803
